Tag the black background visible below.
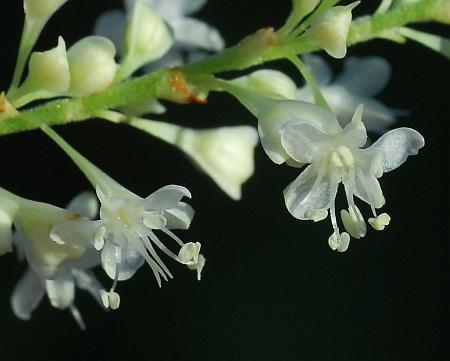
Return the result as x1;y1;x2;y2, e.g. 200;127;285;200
0;1;449;360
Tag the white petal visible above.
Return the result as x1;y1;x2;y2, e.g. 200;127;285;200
93;10;126;55
45;268;75;309
320;86;398;132
366;127;425;173
66;191;99;220
280;121;331;163
339;104;367;148
11;268;45;320
283;164;333;220
259;99;341;164
335;57;391;96
101;242;144;281
144;185;191;210
354;168;385;209
164;202;194;230
170;17;224;51
303;54;332;85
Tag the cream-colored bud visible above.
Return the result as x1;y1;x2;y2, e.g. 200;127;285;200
122;0;173;77
308;2;360;59
67;36;118;96
27;36;70;93
230;70;297;99
24;0;68;19
179;126;259;200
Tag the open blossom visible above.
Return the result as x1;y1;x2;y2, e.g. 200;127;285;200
0;188;106;328
222;84;424;250
41;125;204;305
280;104;424;251
95;0;224;71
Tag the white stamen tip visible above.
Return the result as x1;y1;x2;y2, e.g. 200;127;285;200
368;213;391;231
306;209;328;222
178;242;201;265
143;212;167;229
336;145;354;168
188;254;206;281
100;290;109;308
100;289;120;310
94;226;106;250
330;151;345;168
341;207;366;239
328;232;350;252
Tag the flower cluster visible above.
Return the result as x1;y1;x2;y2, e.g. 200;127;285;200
0;125;205;327
1;0;441;331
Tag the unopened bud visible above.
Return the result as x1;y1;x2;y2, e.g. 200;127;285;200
67;36;118;96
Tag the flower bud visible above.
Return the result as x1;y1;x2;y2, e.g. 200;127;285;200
120;0;173;78
308;2;360;59
23;0;68;20
178;126;259;200
67;36;118;96
230;70;297;99
27;36;70;93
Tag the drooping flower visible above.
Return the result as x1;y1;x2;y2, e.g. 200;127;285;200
129;118;259;200
0;188;105;328
95;0;224;70
41;125;205;300
280;104;424;251
222;84;424;250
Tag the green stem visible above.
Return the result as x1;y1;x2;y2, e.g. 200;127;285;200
0;0;446;137
286;55;331;111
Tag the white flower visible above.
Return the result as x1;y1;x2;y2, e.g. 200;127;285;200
41;125;204;294
279;104;424;251
0;188;93;278
95;0;224;70
67;36;118;96
297;55;404;132
5;190;106;329
307;2;359;59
